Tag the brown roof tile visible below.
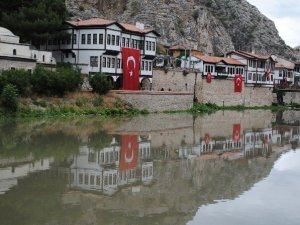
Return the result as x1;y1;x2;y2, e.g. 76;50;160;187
195;55;245;66
66;18;116;27
231;50;271;60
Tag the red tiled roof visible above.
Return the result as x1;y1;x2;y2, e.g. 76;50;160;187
169;45;188;50
120;23;153;34
275;63;294;70
66;18;158;35
229;50;271;60
66;18;116;27
195;55;245;66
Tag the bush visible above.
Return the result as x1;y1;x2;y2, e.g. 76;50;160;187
31;65;82;96
1;84;19;112
89;73;113;95
0;69;31;96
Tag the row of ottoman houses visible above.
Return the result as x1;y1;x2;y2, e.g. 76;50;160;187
0;124;298;196
1;17;300;89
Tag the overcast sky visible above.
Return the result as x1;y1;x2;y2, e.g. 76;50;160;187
247;0;300;47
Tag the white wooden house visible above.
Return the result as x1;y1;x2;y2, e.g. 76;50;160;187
41;18;159;89
181;55;245;78
227;51;275;87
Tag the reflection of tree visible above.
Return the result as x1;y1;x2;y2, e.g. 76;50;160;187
87;130;113;151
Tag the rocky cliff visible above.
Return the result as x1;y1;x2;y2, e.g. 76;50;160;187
66;0;297;59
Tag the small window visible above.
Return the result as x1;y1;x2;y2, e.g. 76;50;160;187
117;59;121;68
87;34;91;44
116;36;120;46
90;56;98;67
112;35;115;45
81;34;86;44
42;55;45;62
13;49;16;55
122;37;125;47
34;54;37;59
65;53;69;58
99;34;103;44
102;57;106;68
107;34;111;45
72;34;77;45
93;34;97;44
107;58;111;68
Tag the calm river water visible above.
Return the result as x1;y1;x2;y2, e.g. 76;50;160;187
0;110;300;225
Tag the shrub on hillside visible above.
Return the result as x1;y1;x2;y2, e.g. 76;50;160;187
1;84;19;112
0;69;31;96
89;73;113;95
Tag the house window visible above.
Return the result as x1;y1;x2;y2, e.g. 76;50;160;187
34;54;36;59
140;41;144;50
67;37;71;45
142;61;145;70
126;38;130;47
102;57;106;68
152;42;155;51
279;70;283;77
116;36;120;46
42;55;45;62
99;34;103;44
131;39;134;48
112;58;115;68
93;34;97;44
107;58;111;68
253;73;257;81
248;73;252;80
149;62;152;71
90;56;98;67
13;49;16;55
146;41;149;50
145;61;149;71
72;34;77;45
205;65;213;73
65;53;69;58
81;34;86;44
117;59;121;68
87;34;91;44
107;34;111;45
112;35;115;45
122;37;125;47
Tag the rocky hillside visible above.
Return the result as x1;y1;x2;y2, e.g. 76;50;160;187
66;0;297;59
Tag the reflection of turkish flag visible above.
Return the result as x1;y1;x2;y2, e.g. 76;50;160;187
207;72;212;83
234;74;242;93
204;133;210;144
122;48;140;90
120;135;139;171
232;124;241;142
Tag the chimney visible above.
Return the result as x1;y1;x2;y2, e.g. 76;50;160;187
136;22;144;30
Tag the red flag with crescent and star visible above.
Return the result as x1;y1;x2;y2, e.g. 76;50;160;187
122;48;140;90
234;74;243;93
232;124;241;142
266;64;271;81
119;135;139;171
207;72;212;83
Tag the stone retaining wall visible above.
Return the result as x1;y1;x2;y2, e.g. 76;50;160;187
153;69;273;107
117;91;193;112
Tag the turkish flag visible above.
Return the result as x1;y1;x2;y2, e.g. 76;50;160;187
234;74;242;93
207;72;212;83
266;65;271;81
232;124;241;142
204;133;210;144
119;135;139;171
122;48;140;90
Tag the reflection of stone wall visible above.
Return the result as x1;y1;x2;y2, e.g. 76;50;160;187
194;110;274;140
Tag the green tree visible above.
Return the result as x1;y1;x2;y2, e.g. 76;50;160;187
1;84;19;112
0;0;69;45
89;73;113;95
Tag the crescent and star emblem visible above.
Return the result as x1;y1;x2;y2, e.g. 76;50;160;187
127;56;136;77
125;142;134;163
236;77;241;86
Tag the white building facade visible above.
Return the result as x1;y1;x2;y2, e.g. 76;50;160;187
227;51;275;87
0;27;56;71
42;18;159;89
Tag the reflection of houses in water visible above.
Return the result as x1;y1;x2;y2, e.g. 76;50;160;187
69;136;153;196
243;128;272;158
200;138;243;155
0;158;53;195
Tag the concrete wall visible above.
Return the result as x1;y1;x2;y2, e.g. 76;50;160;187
283;92;300;105
153;68;273;106
117;91;193;112
0;59;36;71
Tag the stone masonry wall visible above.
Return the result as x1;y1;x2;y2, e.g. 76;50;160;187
153;69;273;107
117;91;193;112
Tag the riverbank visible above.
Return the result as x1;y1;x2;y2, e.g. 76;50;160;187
0;91;297;118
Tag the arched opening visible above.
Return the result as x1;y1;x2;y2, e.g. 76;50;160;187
13;49;16;55
116;77;122;90
140;78;151;90
106;76;115;89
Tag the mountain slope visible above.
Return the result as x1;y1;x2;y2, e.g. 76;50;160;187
66;0;297;59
